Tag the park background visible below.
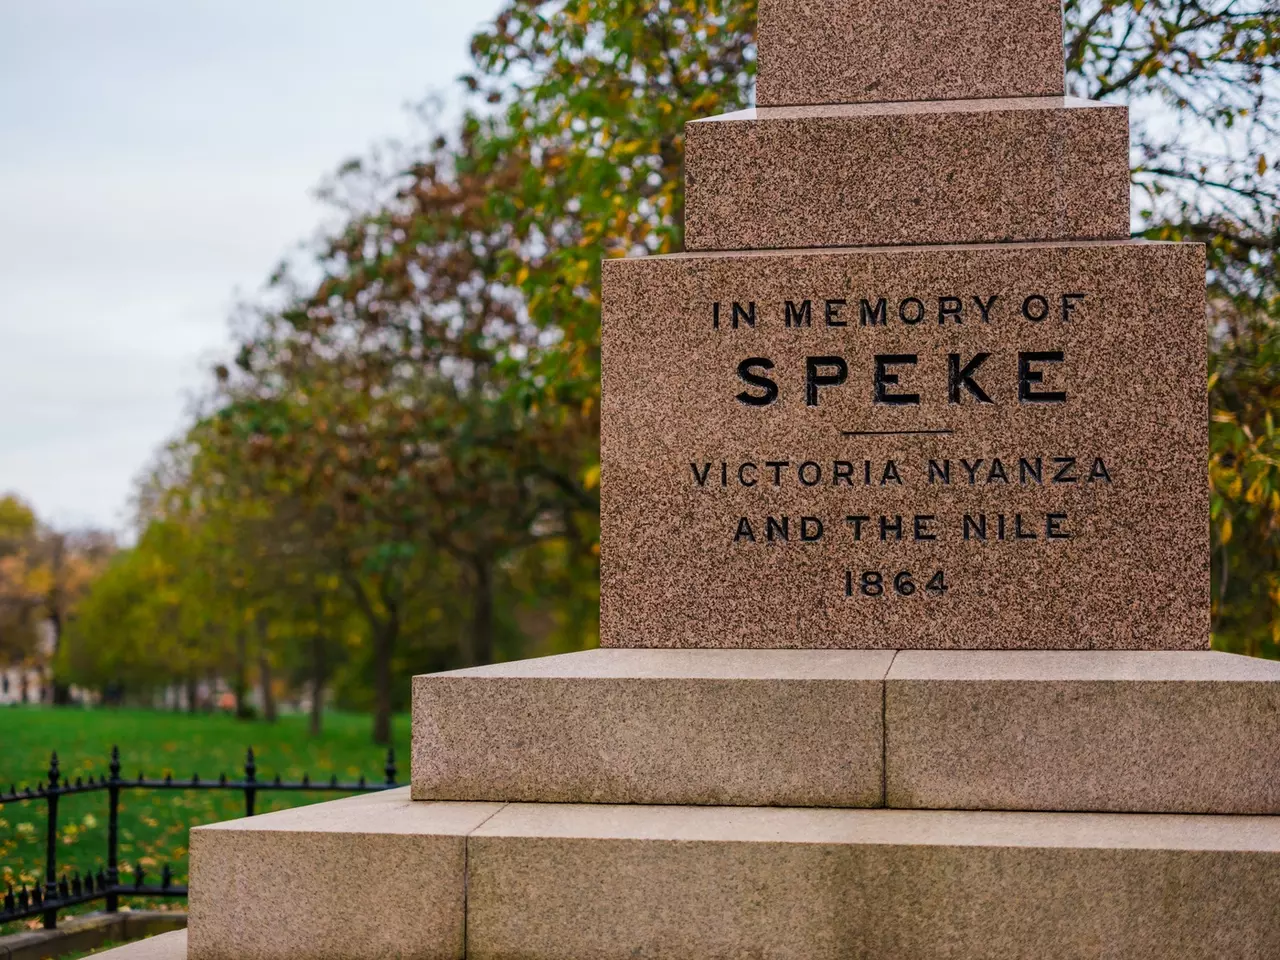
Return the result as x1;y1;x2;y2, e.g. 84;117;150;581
1;0;1277;934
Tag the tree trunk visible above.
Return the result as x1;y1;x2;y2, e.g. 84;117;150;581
343;572;397;746
468;557;494;667
48;607;71;705
233;631;249;718
371;612;397;746
255;614;278;723
309;630;326;737
258;647;277;723
186;675;199;714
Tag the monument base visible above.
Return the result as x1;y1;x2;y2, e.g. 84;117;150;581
412;648;1280;814
178;787;1280;960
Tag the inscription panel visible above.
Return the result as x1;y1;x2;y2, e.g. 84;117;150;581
599;242;1208;650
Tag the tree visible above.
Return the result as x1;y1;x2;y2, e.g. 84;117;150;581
0;495;45;688
0;494;115;699
211;126;597;740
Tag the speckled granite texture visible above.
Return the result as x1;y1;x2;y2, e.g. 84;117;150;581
684;98;1130;251
179;769;1280;957
467;803;1280;960
409;650;1280;814
187;789;503;960
886;650;1280;814
599;240;1207;649
411;648;892;807
756;0;1065;106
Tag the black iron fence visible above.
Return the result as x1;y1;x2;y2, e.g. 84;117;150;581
1;746;398;929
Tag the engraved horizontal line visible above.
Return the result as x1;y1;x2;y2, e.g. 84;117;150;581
841;428;955;437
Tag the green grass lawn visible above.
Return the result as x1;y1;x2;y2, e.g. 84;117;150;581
0;706;409;932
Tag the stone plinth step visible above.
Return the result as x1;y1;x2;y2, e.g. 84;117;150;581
756;0;1065;106
469;803;1280;960
186;791;1280;959
188;789;504;960
683;98;1130;251
412;649;1280;815
412;648;892;807
886;650;1280;814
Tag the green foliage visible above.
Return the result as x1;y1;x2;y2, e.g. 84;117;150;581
466;0;757;405
1210;319;1280;654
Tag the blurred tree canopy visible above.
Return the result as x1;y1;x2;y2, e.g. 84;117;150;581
58;0;1279;739
0;494;115;699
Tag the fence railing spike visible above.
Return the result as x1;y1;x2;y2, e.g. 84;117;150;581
48;751;60;788
385;746;396;784
161;863;172;889
109;745;121;780
134;863;145;889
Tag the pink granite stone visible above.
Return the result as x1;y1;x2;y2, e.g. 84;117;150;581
683;98;1130;251
756;0;1066;106
599;240;1207;649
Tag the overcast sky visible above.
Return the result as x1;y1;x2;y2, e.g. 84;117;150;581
0;0;505;532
